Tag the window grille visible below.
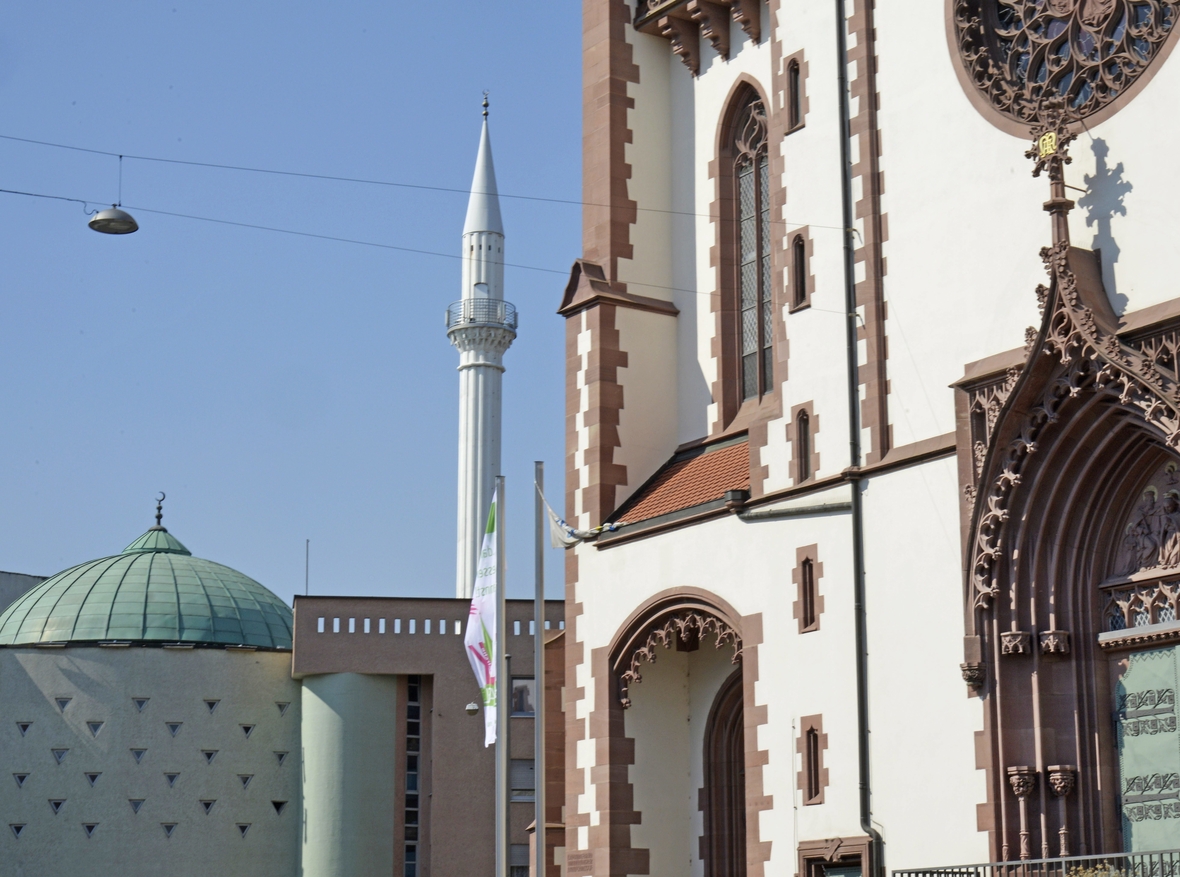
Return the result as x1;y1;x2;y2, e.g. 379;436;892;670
405;675;422;876
733;95;772;401
510;759;535;802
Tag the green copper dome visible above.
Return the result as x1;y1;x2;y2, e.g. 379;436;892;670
0;527;292;649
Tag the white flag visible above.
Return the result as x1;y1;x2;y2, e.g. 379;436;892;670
464;488;499;746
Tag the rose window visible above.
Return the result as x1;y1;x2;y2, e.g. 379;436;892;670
952;0;1178;125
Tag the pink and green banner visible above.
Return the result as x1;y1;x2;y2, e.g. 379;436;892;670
464;488;499;746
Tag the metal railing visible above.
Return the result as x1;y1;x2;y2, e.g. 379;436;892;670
445;298;518;331
895;849;1180;877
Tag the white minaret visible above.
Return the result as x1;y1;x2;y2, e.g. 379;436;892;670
448;100;516;598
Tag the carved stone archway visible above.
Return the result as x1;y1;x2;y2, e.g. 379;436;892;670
612;601;743;708
960;242;1180;858
578;589;770;877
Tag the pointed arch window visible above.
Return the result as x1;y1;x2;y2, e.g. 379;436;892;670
732;95;772;401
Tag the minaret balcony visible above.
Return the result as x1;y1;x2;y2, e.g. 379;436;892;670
445;299;518;332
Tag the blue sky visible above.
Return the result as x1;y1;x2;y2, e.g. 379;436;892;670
0;3;581;602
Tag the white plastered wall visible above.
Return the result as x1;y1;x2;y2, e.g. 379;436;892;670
873;1;1180;447
614;308;679;509
761;0;857;493
0;647;300;877
572;504;866;870
861;457;989;868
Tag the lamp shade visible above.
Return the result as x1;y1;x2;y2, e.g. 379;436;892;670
88;207;138;235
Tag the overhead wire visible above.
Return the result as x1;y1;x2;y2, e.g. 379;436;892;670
1;183;874;323
0;131;853;233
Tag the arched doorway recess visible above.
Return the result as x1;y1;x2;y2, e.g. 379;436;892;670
961;243;1180;859
604;590;764;877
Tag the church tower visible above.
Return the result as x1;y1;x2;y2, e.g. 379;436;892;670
448;101;516;598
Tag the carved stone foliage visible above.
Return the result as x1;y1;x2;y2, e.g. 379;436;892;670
1001;630;1032;654
618;610;742;707
1039;629;1071;653
969;242;1180;609
636;0;762;73
968;367;1023;481
1007;765;1038;799
1048;765;1077;797
952;0;1179;126
961;661;987;688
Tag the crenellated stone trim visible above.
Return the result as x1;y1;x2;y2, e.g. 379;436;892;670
845;0;892;464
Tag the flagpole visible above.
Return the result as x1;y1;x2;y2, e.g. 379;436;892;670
495;474;508;877
533;461;546;877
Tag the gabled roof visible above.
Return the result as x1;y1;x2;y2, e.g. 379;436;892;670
613;438;750;525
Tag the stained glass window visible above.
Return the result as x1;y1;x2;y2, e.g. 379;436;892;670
953;0;1178;123
733;95;772;401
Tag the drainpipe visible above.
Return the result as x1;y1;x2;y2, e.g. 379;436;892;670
835;1;886;875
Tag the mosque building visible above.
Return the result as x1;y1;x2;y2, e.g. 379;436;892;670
0;516;302;875
0;112;558;877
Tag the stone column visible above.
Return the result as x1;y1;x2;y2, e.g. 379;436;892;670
1007;765;1038;861
1048;765;1076;858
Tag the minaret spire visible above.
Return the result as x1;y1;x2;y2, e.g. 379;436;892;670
448;103;517;598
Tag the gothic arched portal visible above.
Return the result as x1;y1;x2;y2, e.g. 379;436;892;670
960;243;1180;858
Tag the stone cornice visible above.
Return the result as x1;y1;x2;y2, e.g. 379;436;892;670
558;259;679;319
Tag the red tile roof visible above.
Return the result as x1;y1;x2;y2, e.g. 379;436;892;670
616;440;750;524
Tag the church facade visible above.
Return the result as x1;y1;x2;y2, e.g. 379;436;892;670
560;1;1180;875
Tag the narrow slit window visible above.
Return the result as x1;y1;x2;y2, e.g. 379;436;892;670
394;618;402;634
379;618;386;634
797;412;812;482
348;618;355;634
317;617;325;633
364;618;371;634
332;618;340;634
789;60;802;129
805;727;821;803
792;235;807;308
801;559;816;630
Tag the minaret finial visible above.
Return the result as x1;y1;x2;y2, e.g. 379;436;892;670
482;91;489;119
155;492;166;529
